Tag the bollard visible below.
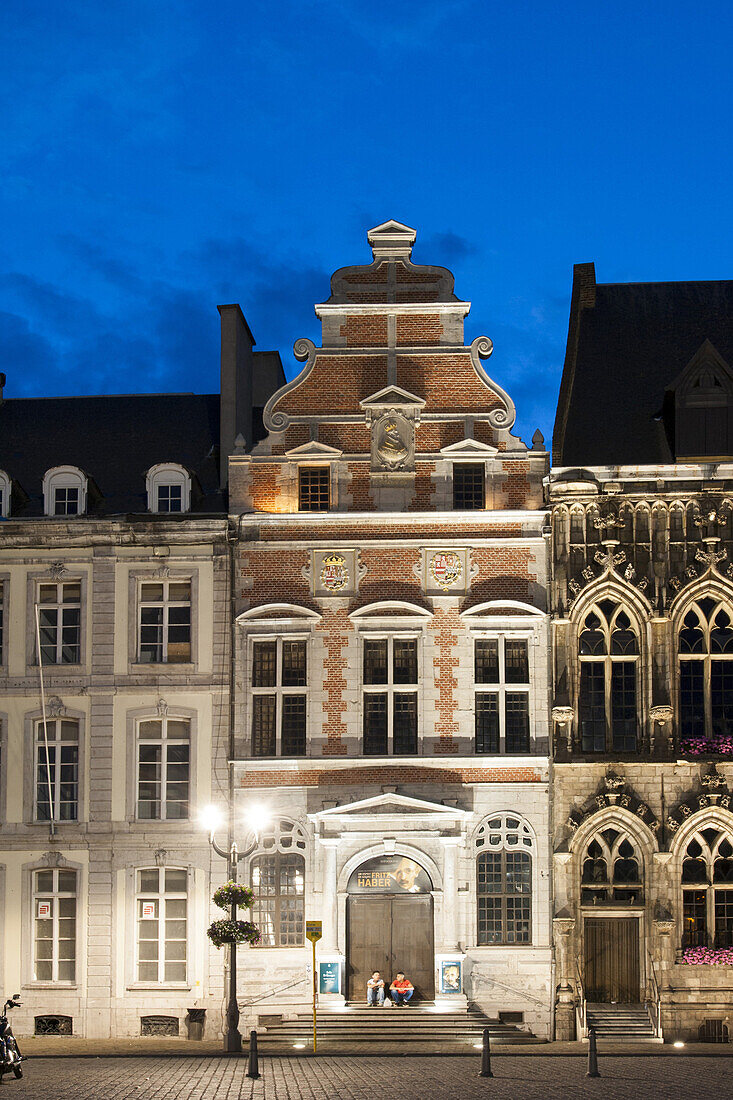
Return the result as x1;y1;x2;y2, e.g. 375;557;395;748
246;1029;261;1080
586;1027;600;1078
478;1027;494;1078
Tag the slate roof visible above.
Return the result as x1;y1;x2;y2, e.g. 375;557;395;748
0;392;226;516
553;265;733;466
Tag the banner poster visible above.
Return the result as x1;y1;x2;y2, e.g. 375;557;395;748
319;961;341;994
347;855;433;894
440;960;462;994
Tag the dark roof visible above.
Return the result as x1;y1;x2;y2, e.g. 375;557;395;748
553;266;733;466
0;392;225;516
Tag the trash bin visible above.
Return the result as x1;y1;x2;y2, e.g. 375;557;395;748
186;1008;206;1040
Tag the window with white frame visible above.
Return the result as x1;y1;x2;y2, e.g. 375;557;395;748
681;826;733;949
37;582;81;665
249;820;306;947
43;467;87;517
35;718;79;822
474;635;530;753
137;717;190;820
251;638;307;756
33;868;77;982
136;867;187;983
475;815;533;945
145;464;191;514
138;580;191;664
362;635;418;755
0;581;4;665
0;470;10;518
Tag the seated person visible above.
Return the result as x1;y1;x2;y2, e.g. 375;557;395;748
366;971;385;1006
389;972;414;1006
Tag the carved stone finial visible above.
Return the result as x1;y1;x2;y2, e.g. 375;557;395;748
700;768;726;790
604;772;625;791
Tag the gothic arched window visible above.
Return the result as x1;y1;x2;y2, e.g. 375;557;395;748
681;827;733;948
678;597;733;748
580;828;642;905
578;601;639;753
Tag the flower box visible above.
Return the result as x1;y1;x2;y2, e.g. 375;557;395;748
679;737;733;758
681;946;733;966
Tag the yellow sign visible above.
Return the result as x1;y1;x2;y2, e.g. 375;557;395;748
305;921;322;943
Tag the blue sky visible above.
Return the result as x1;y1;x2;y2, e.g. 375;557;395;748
2;1;733;448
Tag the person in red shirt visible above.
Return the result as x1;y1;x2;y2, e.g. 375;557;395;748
389;972;414;1006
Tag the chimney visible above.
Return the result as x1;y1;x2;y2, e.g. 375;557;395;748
217;305;254;489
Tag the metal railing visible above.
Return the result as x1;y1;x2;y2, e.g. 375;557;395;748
239;975;308;1007
645;952;662;1039
574;960;587;1039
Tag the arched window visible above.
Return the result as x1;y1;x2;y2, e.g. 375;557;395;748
42;466;87;517
681;826;733;948
250;819;306;947
678;597;733;748
578;601;639;753
145;464;191;514
475;815;533;945
580;828;643;905
0;470;11;518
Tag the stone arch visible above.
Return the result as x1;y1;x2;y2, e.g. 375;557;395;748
338;843;442;893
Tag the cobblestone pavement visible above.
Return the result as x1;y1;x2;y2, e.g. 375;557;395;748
8;1055;733;1100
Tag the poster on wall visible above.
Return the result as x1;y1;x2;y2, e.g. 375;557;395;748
319;961;341;994
346;855;433;894
440;960;462;994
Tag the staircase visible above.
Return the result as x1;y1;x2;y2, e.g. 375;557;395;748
586;1003;658;1042
255;1005;537;1053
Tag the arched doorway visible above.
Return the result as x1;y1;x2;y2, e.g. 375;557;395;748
346;854;435;1002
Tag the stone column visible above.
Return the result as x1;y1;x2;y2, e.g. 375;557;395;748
553;916;576;1041
441;839;461;951
319;840;340;952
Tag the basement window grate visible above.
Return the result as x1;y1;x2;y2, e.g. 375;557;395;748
699;1019;729;1043
35;1015;73;1036
141;1015;179;1037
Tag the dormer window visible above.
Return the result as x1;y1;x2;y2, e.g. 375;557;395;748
453;462;485;510
670;341;733;460
146;464;191;514
0;470;11;518
298;466;330;511
43;467;87;517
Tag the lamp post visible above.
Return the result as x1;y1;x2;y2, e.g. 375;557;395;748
202;804;270;1053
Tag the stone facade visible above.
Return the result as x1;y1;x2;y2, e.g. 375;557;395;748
229;222;553;1037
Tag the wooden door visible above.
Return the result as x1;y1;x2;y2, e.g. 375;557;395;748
584;917;639;1002
346;895;435;1001
347;896;392;1001
391;895;434;1000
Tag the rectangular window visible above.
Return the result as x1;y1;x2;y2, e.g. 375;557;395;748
453;463;485;510
54;487;79;516
251;638;307;756
136;868;187;983
477;850;531;945
680;661;705;739
37;582;81;665
157;484;182;513
363;636;418;755
138;580;191;664
682;889;708;947
137;718;190;820
35;719;79;822
611;662;637;751
34;869;77;982
474;636;530;753
0;581;3;664
714;890;733;947
711;661;733;739
251;854;304;947
579;663;606;752
298;467;330;511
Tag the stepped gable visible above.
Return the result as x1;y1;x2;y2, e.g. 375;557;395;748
258;220;520;448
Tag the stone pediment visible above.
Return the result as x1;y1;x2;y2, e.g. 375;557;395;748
440;438;498;457
360;387;426;417
284;441;343;458
309;792;469;822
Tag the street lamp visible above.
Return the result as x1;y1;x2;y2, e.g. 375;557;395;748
201;803;271;1053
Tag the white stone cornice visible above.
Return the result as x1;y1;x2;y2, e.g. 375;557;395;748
315;302;471;317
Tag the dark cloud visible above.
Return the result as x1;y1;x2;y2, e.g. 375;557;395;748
418;231;479;264
0;310;59;395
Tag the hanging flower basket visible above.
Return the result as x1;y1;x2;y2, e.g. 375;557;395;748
681;946;733;966
207;918;261;949
213;881;254;911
